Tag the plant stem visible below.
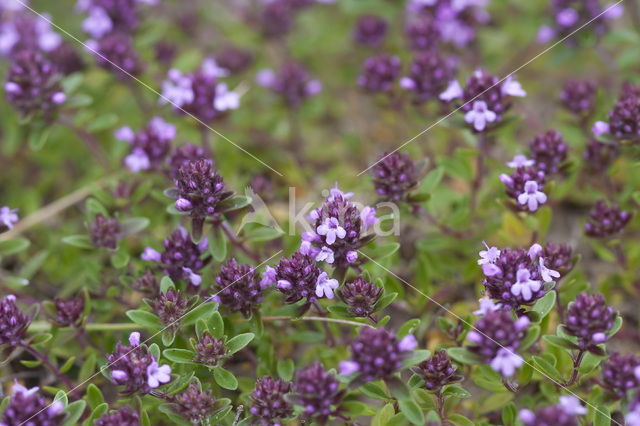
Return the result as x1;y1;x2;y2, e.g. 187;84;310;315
20;343;78;397
501;378;519;393
262;315;373;328
565;350;585;386
219;221;261;263
28;321;144;332
554;287;565;323
435;390;448;423
232;405;244;426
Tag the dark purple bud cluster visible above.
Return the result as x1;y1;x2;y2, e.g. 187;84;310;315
131;269;159;294
181;64;233;122
154;41;177;66
89;214;121;249
117;117;175;172
5;50;66;121
482;247;547;308
54;295;85;327
213;258;263;317
550;0;610;41
274;251;320;304
167;382;218;424
601;352;640;398
560;79;596;116
607;83;640;141
265;62;322;109
357;53;401;93
291;363;345;424
583;139;619;173
0;295;30;346
107;336;155;395
405;15;440;51
584;199;631;238
461;69;511;121
499;166;547;212
148;227;208;288
353;15;388;47
94;406;141;426
542;241;574;276
167;143;207;180
0;385;65;426
193;332;227;366
153;289;189;331
338;276;383;318
519;403;581;426
47;43;85;76
174;159;231;223
467;311;528;362
528;129;568;174
215;45;253;74
563;292;617;350
87;32;143;78
261;0;294;38
371;151;419;201
413;349;463;392
341;327;415;382
249;376;293;425
82;0;139;33
401;50;454;104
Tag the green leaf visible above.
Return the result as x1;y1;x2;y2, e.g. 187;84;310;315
0;238;30;256
401;349;431;369
61;235;93;249
448;347;483;365
87;403;108;425
79;352;96;382
163;349;197;364
361;381;389;401
608;315;623;337
277;359;294;381
226;333;254;354
208;311;224;338
218;195;252;213
126;310;161;328
519;325;541;351
242;223;284;242
543;335;580;350
397;319;420;337
54;391;68;407
532;356;562;382
448;413;475;426
148;343;161;361
373;292;397;312
442;384;471;399
160;276;175;294
363;242;400;260
209;228;227;262
28;124;52;150
86;384;104;410
531;291;556;320
162;329;176;346
398;399;424;425
62;400;86;426
384;376;411;401
87;113;118;132
120;217;150;235
111;251;130;269
213;366;238;390
502;402;517;426
181;302;216;327
372;403;395;426
59;356;76;373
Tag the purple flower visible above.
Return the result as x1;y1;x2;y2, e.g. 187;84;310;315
339;360;360;376
89;213;121;249
315;246;334;264
472;296;501;316
501;165;547;212
214;258;264;317
161;69;194;107
173;159;230;224
0;295;30;347
556;8;579;26
398;334;418;351
167;143;207;179
592;120;610;136
0;382;65;425
439;79;463;101
83;7;113;38
141;247;161;262
583;138;619;173
86;32;143;78
338;276;383;317
517;180;547;211
539;257;560;282
561;79;596;116
0;206;19;230
249;376;293;424
193;332;227;366
274;251;321;306
478;241;500;265
259;265;277;289
507;154;534;168
346;250;358;263
405;14;440;51
146;360;171;388
558;396;587;416
94;406;140;426
315;271;339;299
316;217;346;245
490;347;524;377
153;289;189;331
528;129;568;174
601;352;640;398
353;15;388;47
519;396;586;425
412;349;463;391
401;50;454;104
53;295;85;327
371;151;419;201
510;268;541;302
290;363;344;423
501;75;526;97
258;62;321;108
357;53;401;93
360;206;379;229
464;100;497;131
585;199;631;238
108;332;158;394
563;292;617;351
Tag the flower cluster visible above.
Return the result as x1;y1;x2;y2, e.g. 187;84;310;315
357;53;401;93
0;295;30;347
592;82;640;142
583;138;619;173
338;327;417;382
160;58;239;122
5;50;65;121
352;14;388;47
290;363;345;424
167;382;218;424
499;159;547;213
0;382;65;426
302;184;379;269
249;376;293;425
89;213;121;249
467;310;529;377
211;258;264;317
53;295;85;327
405;14;440;51
400;50;454;104
479;242;560;308
152;289;189;331
166;143;207;180
519;396;587;426
272;251;321;305
107;332;171;395
115;117;176;173
141;226;209;288
562;292;617;351
338;275;383;318
94;406;141;426
585;199;631;238
528;129;569;174
85;32;143;78
413;349;463;392
256;62;322;108
371;151;419;201
561;79;596;116
215;45;253;74
537;0;622;44
173;159;232;226
440;69;525;132
601;352;640;398
193;332;227;366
